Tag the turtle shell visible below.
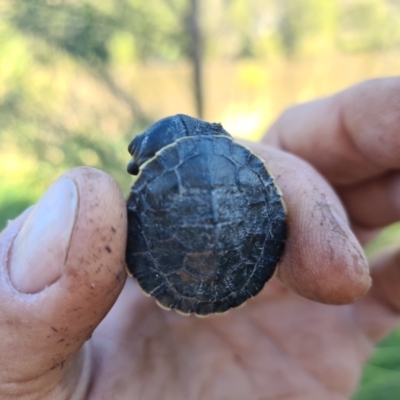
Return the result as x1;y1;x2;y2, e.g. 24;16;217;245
126;132;286;316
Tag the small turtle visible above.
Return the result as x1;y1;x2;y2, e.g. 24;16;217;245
126;114;286;316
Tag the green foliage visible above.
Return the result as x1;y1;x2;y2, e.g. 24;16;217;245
352;327;400;400
10;0;188;64
348;224;400;399
0;187;35;231
278;0;338;57
203;0;400;59
12;1;112;65
338;0;400;52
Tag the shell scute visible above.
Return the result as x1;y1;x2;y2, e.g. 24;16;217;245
132;254;161;282
175;137;198;161
184;251;217;279
215;249;242;276
173;225;215;252
196;302;215;316
168;270;202;298
217;221;247;250
237;168;265;204
245;154;265;173
157;145;181;171
212;187;247;223
154;288;181;310
138;211;173;242
207;154;237;187
178;155;213;189
213;136;232;156
176;190;214;225
154;254;183;275
140;158;164;182
145;170;180;210
231;142;251;166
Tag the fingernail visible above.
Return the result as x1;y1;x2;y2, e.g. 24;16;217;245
9;178;78;293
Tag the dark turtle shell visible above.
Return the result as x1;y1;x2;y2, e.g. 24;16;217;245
126;115;286;316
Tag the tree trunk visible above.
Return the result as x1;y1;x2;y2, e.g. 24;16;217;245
187;0;204;119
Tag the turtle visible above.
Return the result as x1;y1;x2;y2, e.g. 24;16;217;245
125;114;286;316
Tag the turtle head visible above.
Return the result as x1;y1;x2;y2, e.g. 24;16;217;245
127;114;231;175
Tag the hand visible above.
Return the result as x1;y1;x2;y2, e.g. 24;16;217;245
0;168;128;399
1;78;400;400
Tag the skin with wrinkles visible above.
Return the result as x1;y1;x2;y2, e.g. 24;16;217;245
1;78;400;399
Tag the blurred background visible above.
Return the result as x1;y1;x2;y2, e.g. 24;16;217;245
1;0;400;397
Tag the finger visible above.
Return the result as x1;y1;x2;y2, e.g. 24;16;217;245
336;171;400;228
354;247;400;343
265;77;400;185
245;142;370;305
0;167;127;398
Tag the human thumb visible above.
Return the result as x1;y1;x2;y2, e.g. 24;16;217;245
0;167;127;399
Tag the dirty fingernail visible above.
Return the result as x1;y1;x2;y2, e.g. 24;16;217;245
9;178;78;293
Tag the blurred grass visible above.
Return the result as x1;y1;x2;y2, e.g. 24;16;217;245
0;190;33;228
353;328;400;400
365;222;400;259
351;224;400;399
